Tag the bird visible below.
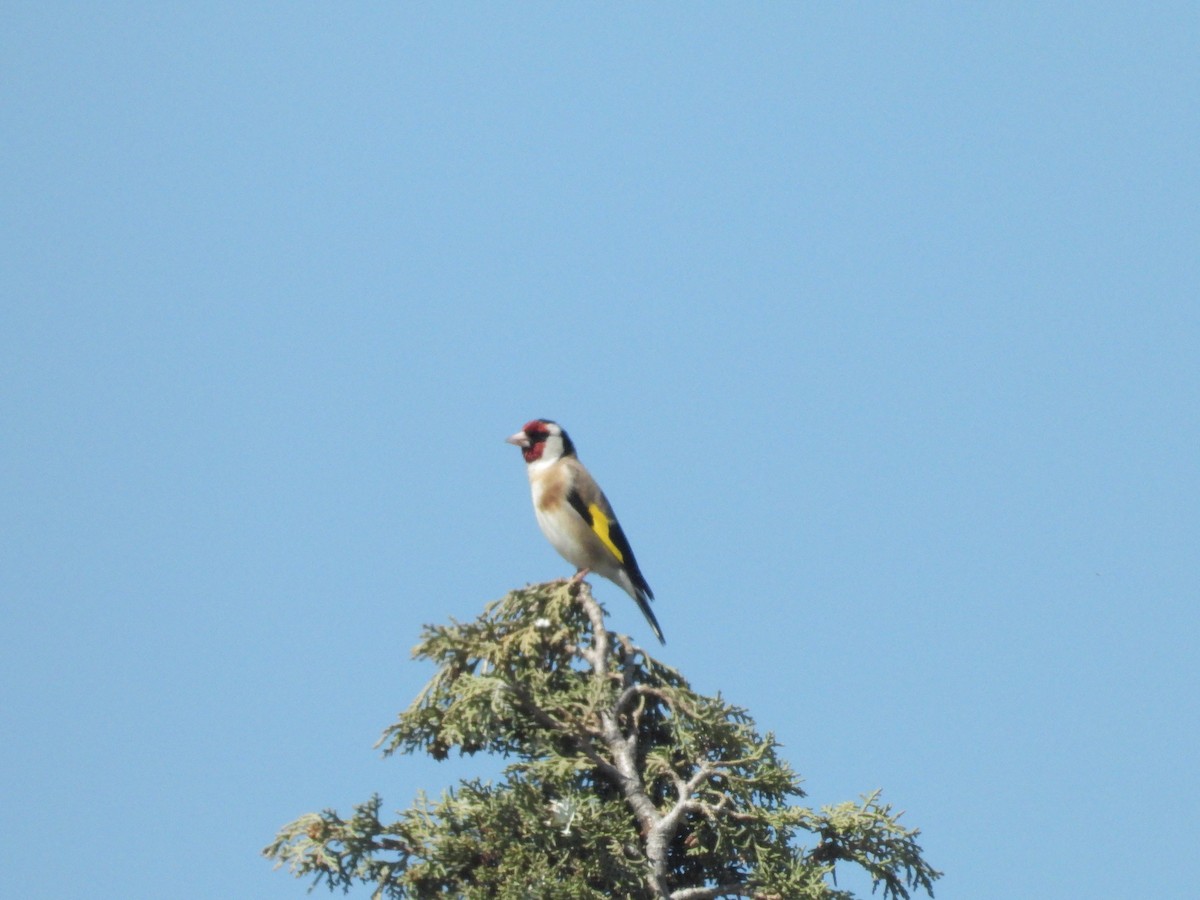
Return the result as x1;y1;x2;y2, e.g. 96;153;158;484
506;419;664;643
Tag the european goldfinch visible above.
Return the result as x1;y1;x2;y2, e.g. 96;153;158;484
507;419;664;644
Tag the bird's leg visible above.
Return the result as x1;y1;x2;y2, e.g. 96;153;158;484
568;568;591;586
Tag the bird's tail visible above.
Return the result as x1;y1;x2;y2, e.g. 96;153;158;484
611;567;664;644
632;587;666;645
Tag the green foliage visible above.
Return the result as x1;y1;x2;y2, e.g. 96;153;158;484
265;582;940;899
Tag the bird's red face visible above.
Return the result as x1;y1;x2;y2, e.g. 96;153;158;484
506;419;552;463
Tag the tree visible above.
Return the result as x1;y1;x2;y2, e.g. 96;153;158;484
265;582;940;899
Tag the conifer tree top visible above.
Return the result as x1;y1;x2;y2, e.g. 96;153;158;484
265;581;940;899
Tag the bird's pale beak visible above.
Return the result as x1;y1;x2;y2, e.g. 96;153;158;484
506;431;530;448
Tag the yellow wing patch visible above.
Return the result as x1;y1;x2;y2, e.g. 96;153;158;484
587;503;625;563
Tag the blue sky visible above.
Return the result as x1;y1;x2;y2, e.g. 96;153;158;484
2;4;1196;898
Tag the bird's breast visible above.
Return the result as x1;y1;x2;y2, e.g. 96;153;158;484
527;465;593;570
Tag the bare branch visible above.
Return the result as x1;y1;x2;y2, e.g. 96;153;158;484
669;884;753;900
617;683;674;714
572;582;670;895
